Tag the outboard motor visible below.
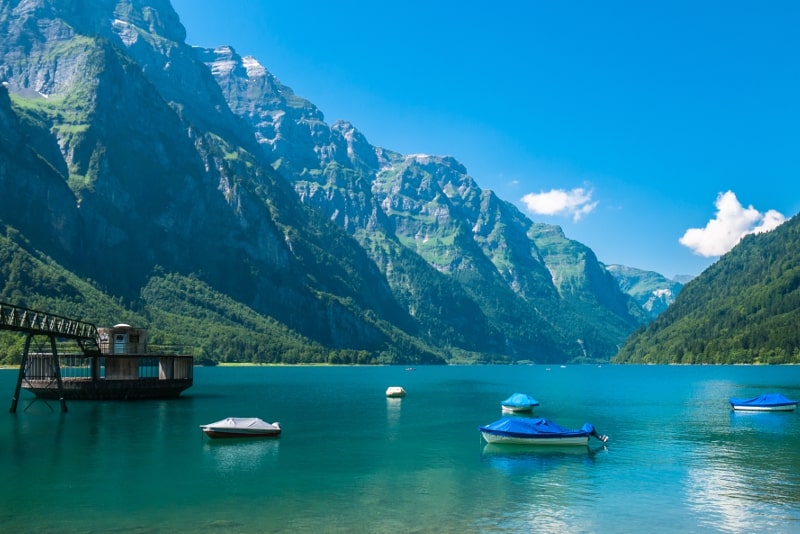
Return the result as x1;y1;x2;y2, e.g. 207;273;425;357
582;423;609;443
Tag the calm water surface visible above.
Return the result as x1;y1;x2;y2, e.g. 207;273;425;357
1;365;799;533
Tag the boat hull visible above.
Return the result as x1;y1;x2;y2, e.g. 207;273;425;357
19;352;194;400
481;431;589;446
729;394;798;412
22;378;192;400
501;405;534;413
202;429;281;439
731;404;796;412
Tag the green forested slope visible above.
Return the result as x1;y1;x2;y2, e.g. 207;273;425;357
614;214;800;364
0;228;445;366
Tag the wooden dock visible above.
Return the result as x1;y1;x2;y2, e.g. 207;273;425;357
1;302;193;412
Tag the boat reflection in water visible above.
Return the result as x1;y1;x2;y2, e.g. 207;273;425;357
203;437;281;473
481;442;607;473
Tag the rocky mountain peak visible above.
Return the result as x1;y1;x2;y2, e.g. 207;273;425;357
111;0;185;43
1;0;185;47
241;55;267;78
330;120;382;170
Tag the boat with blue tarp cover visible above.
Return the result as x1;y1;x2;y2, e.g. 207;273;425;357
500;392;539;412
729;393;798;412
479;417;608;446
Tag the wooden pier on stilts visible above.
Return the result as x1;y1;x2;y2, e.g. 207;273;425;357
1;302;193;413
1;302;99;412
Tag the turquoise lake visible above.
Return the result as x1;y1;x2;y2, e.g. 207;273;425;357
1;364;799;533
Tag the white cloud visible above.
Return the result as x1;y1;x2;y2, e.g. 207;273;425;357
520;187;598;222
679;191;786;257
753;209;786;234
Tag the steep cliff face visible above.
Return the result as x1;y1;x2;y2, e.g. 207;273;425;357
0;0;430;360
0;85;81;260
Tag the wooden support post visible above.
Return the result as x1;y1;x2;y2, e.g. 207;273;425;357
9;333;32;413
49;335;68;413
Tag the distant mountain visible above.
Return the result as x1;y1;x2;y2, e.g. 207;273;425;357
615;214;800;364
0;0;648;364
605;265;683;320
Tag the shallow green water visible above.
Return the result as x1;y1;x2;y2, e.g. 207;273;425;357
1;365;799;533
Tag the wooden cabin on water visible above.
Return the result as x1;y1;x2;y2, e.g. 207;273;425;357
21;323;193;401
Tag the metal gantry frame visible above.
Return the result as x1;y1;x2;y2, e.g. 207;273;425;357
0;302;101;413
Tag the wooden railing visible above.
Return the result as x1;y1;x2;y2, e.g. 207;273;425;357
0;302;98;341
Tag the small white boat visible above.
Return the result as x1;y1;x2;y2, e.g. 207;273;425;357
729;393;798;412
200;417;281;438
385;386;406;397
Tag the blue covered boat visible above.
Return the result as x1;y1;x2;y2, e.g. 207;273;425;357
501;392;540;412
729;393;798;412
479;417;608;446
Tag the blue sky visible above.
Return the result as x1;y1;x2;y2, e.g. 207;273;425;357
170;0;799;278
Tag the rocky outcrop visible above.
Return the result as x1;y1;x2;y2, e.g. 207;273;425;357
606;264;683;319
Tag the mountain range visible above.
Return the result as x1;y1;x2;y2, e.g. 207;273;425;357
0;0;685;365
